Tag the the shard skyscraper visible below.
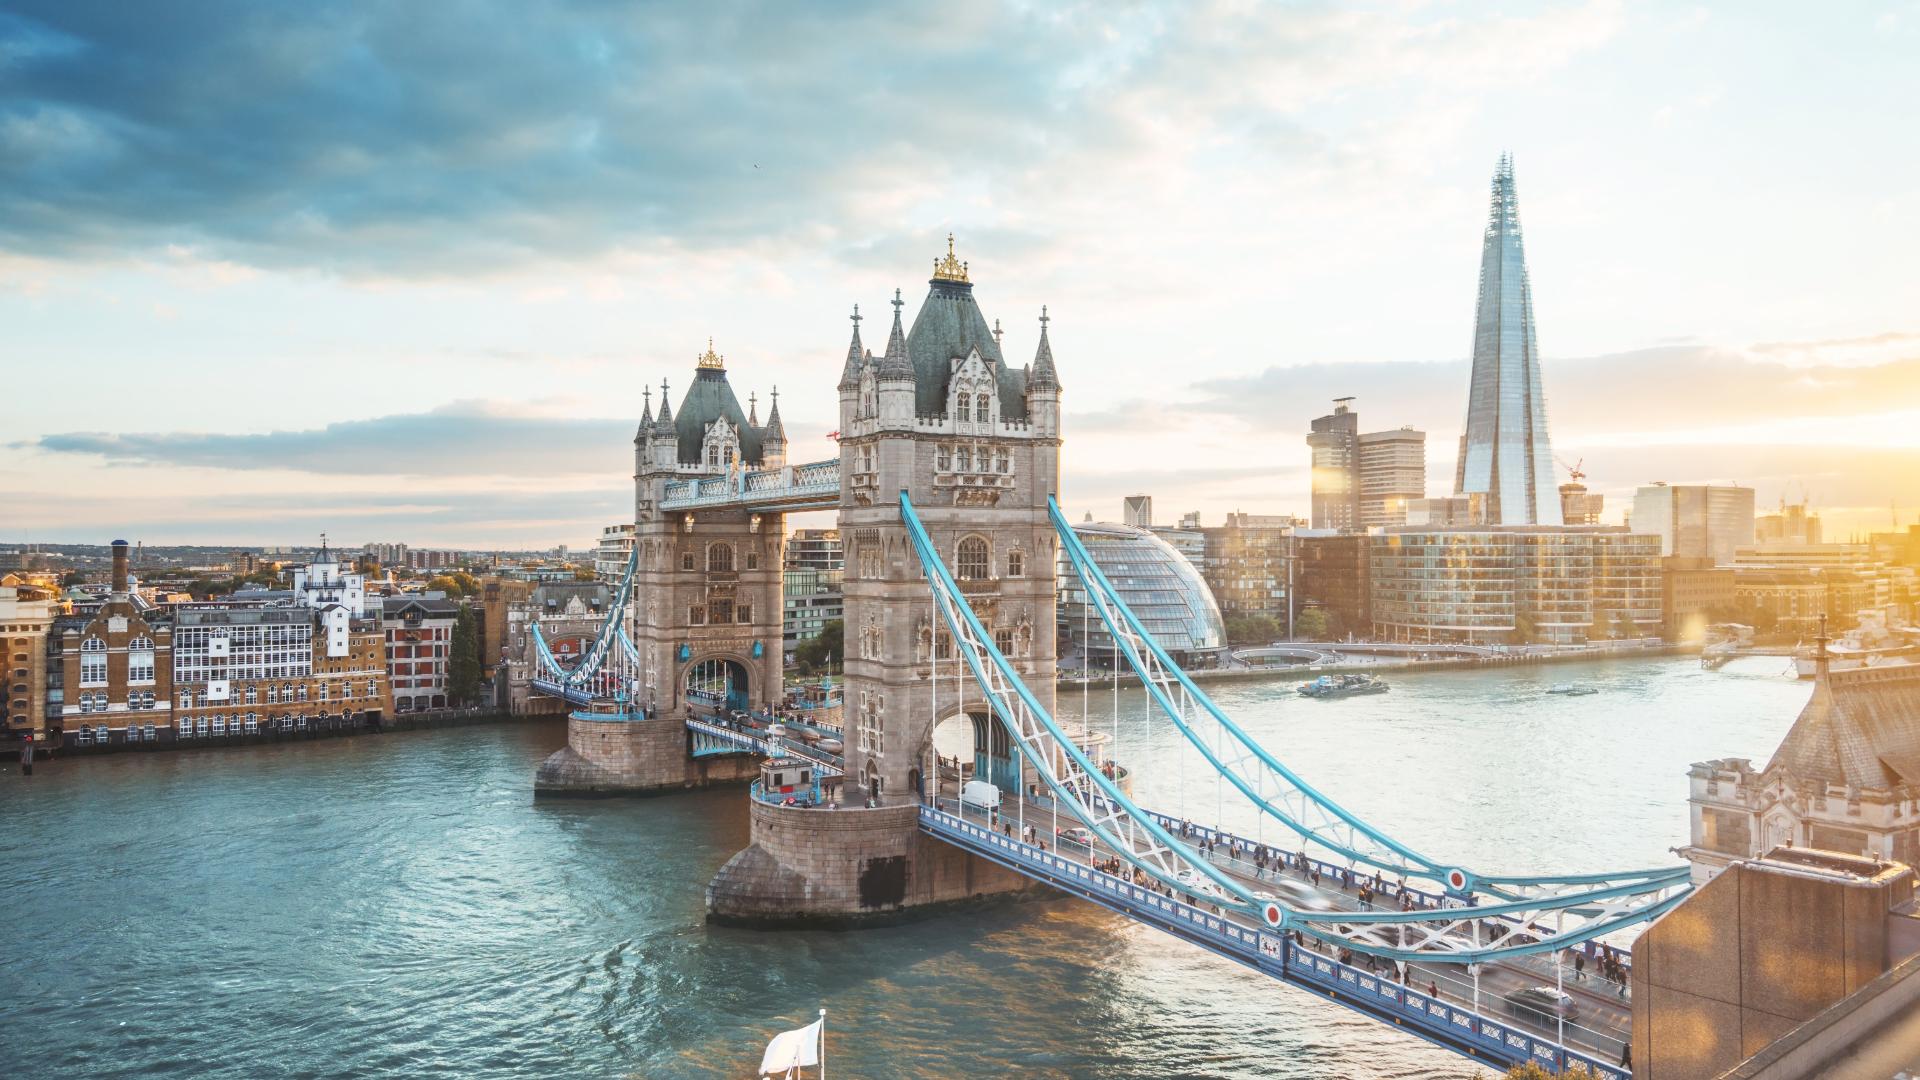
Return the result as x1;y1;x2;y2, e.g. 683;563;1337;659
1453;154;1562;525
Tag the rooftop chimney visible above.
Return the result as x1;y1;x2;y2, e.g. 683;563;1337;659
111;539;130;597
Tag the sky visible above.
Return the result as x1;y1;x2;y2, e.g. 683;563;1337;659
3;1;1919;549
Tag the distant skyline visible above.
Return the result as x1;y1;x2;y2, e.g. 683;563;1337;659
4;3;1919;547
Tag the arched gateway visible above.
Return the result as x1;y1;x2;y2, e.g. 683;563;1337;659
537;241;1064;922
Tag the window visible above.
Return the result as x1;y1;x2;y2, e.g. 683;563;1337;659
710;598;733;624
996;449;1011;473
956;537;990;581
1008;550;1024;578
682;551;696;571
707;544;734;573
977;393;991;420
956;396;971;422
706;445;720;466
937;444;951;470
689;604;706;626
994;629;1015;655
80;637;107;686
737;604;753;624
955;446;972;472
745;551;758;571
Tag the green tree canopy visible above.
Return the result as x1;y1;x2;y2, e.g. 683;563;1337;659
792;619;843;674
1293;607;1329;641
447;606;482;707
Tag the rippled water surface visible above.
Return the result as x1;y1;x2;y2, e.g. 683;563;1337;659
2;656;1806;1078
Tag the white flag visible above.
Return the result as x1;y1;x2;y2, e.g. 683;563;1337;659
757;1017;822;1077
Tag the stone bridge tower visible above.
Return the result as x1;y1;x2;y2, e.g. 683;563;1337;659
708;239;1062;922
835;239;1061;801
535;341;787;796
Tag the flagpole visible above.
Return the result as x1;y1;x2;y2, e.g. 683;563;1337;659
818;1008;827;1080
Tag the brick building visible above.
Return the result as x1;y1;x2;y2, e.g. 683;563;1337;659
56;540;174;747
382;594;459;712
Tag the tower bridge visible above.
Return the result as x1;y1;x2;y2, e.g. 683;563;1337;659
523;241;1672;1075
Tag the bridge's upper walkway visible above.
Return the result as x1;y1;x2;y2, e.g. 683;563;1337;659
659;458;840;513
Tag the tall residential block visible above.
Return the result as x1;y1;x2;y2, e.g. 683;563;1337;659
1453;155;1561;525
1306;398;1360;530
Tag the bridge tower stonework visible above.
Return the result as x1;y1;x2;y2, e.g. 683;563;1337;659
708;242;1061;923
535;342;785;796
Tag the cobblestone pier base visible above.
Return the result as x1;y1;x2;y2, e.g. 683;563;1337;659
534;714;758;797
706;797;1043;926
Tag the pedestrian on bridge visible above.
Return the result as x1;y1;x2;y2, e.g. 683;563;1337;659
1573;951;1586;981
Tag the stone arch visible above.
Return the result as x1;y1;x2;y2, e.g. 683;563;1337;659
931;703;1018;796
683;653;752;714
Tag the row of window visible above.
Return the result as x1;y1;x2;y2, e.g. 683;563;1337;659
688;601;755;626
680;543;761;573
935;444;1012;474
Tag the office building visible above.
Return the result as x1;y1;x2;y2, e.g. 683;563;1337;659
1307;399;1360;530
1558;481;1604;526
1631;483;1756;565
1058;522;1225;665
1453;156;1562;525
1201;512;1299;628
1756;498;1823;545
1662;556;1736;644
782;528;844;660
1370;526;1662;646
1307;399;1427;530
1292;532;1369;642
785;529;843;572
1122;495;1153;529
171;604;391;735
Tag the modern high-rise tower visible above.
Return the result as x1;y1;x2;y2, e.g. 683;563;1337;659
1453;155;1561;525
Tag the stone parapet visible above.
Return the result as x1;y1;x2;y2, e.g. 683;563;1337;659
534;713;758;797
706;798;1041;925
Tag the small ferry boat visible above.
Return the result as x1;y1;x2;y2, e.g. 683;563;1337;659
1545;683;1599;696
1296;673;1389;698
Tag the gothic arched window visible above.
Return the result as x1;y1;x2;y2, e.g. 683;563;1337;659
956;395;971;422
976;393;991;421
707;543;734;573
956;536;990;581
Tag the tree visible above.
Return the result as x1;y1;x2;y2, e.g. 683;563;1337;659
447;606;482;707
1293;607;1329;641
427;574;466;598
1224;614;1283;645
1503;1062;1600;1079
793;619;843;674
60;570;86;587
573;566;597;581
1509;611;1537;646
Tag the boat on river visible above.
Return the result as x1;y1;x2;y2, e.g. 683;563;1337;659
1296;673;1389;698
1545;683;1599;696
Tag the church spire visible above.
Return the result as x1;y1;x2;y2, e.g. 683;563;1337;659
838;303;866;390
635;384;653;443
878;287;914;380
655;378;673;430
1029;305;1059;390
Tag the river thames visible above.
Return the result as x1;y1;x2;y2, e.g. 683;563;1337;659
3;655;1807;1079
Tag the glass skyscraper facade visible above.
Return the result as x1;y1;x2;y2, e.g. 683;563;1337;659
1058;522;1226;664
1454;155;1561;525
1369;528;1662;646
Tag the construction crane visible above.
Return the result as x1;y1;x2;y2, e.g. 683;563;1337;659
1555;455;1585;482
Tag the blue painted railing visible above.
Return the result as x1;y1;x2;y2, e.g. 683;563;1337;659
919;803;1630;1078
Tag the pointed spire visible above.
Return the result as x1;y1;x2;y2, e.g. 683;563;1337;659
655;378;673;430
764;386;786;443
747;390;759;426
993;317;1004;353
1029;305;1059;390
838;303;866;390
878;287;913;380
635;385;653;442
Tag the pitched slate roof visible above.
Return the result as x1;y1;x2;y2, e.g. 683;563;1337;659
1765;661;1920;790
906;277;1030;419
673;367;765;466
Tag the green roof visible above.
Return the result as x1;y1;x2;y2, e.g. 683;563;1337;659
674;367;765;465
906;278;1029;419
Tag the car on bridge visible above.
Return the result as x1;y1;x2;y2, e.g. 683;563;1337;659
1175;869;1227;899
1253;880;1337;913
1055;826;1094;848
1503;986;1579;1025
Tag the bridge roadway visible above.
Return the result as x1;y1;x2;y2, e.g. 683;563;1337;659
924;789;1635;1076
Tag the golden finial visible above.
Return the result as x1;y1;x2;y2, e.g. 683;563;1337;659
932;232;970;283
698;336;725;370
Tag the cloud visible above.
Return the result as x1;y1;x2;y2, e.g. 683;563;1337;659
0;2;1623;275
22;402;635;478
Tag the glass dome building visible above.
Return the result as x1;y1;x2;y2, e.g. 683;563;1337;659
1058;522;1226;666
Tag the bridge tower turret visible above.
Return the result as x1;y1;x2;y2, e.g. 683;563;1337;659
708;237;1058;923
536;345;784;796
